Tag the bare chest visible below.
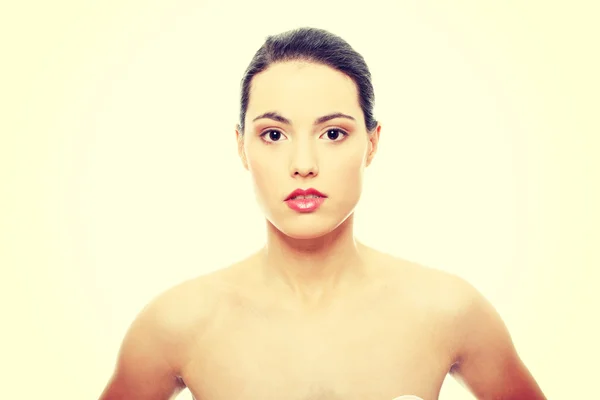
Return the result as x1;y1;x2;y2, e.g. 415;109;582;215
179;291;454;400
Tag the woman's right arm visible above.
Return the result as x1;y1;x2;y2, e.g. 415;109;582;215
98;297;187;400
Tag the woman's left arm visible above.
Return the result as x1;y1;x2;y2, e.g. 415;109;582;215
449;280;547;400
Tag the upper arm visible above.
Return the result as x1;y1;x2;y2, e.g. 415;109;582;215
449;279;546;400
98;295;188;400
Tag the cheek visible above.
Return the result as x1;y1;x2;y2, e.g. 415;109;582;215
327;147;367;195
248;158;269;184
247;152;281;197
335;143;367;173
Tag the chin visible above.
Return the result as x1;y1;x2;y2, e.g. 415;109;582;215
278;226;332;240
268;212;352;241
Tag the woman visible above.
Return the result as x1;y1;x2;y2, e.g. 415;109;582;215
99;27;546;400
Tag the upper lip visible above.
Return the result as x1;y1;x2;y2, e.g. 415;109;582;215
285;188;327;201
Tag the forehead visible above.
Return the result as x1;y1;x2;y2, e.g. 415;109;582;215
247;61;362;123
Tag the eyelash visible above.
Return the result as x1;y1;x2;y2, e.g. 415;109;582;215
259;128;349;144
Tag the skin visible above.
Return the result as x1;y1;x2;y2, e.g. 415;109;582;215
98;61;546;400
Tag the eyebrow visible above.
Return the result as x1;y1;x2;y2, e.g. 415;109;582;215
252;111;356;126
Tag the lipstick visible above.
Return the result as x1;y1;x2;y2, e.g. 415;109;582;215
284;188;327;213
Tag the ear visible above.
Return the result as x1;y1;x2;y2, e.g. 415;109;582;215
235;124;249;171
365;123;381;167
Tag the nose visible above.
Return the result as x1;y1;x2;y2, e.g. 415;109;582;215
289;139;319;178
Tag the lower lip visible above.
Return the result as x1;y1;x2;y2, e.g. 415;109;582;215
285;197;326;212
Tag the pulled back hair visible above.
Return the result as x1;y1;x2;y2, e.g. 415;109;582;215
237;27;378;135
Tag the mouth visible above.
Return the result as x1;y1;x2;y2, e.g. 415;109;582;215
284;188;327;212
285;188;327;201
284;195;326;213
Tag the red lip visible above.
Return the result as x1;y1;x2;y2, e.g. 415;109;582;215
285;188;327;201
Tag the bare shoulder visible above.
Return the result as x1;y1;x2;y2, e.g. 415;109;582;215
380;253;481;314
382;258;547;398
357;250;544;398
99;267;241;399
376;254;491;362
382;255;524;368
140;264;244;343
139;277;214;338
141;251;263;338
403;262;497;328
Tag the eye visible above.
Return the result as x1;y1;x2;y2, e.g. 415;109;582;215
321;128;349;142
260;129;288;143
259;128;349;144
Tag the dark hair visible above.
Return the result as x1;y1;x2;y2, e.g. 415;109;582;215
237;27;377;135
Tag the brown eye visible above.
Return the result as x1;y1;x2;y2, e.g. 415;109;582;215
322;128;348;142
260;129;287;143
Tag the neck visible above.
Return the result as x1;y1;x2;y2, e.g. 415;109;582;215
258;214;370;306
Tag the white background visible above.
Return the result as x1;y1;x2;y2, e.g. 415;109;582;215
1;1;598;399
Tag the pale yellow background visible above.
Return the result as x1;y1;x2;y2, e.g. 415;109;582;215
1;1;598;399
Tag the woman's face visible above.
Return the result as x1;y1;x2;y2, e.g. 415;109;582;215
237;61;380;240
